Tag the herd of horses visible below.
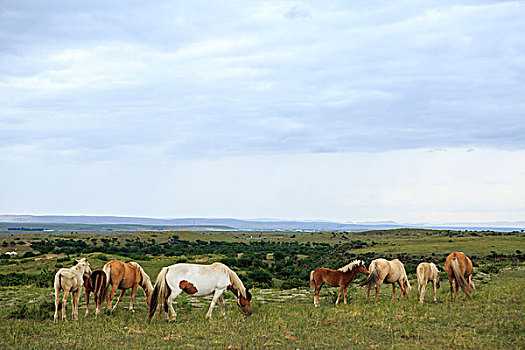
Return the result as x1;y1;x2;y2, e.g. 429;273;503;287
53;251;474;323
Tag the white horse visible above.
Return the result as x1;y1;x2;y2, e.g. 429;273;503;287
148;262;252;322
360;258;411;300
54;258;92;323
416;262;440;303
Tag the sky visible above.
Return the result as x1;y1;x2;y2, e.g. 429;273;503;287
1;1;524;223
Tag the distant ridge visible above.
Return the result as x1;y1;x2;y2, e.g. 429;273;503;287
0;215;523;232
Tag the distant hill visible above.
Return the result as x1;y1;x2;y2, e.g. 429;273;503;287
0;215;523;232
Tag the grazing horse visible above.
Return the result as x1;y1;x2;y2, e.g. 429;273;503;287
148;262;252;322
444;252;474;301
360;258;411;300
54;258;92;323
103;260;153;311
416;262;440;303
84;269;107;316
309;260;369;307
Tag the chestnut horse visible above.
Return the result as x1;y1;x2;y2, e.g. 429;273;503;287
54;258;92;323
444;252;474;301
84;269;107;316
416;262;440;303
148;262;252;322
103;260;153;311
360;258;411;300
310;260;369;307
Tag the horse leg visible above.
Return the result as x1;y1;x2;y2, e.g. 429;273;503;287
129;284;138;312
206;289;224;319
448;277;455;302
107;283;119;310
113;289;126;310
366;286;371;300
74;289;81;320
392;283;396;300
54;288;60;323
419;281;427;303
219;294;226;316
335;286;344;305
85;290;90;316
314;283;323;307
432;281;437;302
166;290;181;322
61;289;69;321
343;285;349;304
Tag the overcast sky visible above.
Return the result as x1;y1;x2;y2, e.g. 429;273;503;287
1;1;524;223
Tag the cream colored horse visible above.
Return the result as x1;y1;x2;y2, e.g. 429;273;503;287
360;258;411;300
416;262;440;303
54;258;92;323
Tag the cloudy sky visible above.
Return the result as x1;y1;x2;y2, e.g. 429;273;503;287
1;0;524;223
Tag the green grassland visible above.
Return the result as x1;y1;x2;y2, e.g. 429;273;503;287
0;228;523;349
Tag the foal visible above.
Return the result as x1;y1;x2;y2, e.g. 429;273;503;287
310;260;368;307
416;262;440;303
54;258;92;323
84;269;107;316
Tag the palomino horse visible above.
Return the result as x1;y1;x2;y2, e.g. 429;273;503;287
148;262;252;322
84;269;107;316
360;258;411;300
103;260;153;311
444;252;474;301
54;258;92;323
416;262;440;303
310;260;368;307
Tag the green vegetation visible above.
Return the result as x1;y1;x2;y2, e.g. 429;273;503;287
0;228;523;348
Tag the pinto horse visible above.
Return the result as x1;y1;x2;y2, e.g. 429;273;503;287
360;258;411;300
444;252;474;301
103;260;153;311
310;260;368;307
84;269;107;316
416;262;440;303
148;262;252;322
54;258;92;323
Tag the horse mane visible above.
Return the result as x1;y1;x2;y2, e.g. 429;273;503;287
338;260;363;273
128;261;153;293
211;262;248;299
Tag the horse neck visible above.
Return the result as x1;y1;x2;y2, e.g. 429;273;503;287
342;268;358;280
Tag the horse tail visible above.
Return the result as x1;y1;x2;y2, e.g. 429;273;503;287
102;263;112;301
94;272;107;306
360;262;378;288
54;271;62;292
451;258;473;296
416;264;424;291
148;267;171;322
309;270;316;289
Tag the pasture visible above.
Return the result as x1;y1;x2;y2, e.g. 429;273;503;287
0;229;523;349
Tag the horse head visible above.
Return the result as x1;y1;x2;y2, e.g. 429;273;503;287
236;287;252;316
355;261;369;276
400;276;411;297
76;258;92;277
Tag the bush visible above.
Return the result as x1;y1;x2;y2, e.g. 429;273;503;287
246;268;273;288
280;278;307;290
6;300;56;321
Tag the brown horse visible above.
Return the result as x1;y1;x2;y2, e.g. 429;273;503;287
444;252;474;301
310;260;369;307
84;270;107;316
360;258;411;300
103;260;153;311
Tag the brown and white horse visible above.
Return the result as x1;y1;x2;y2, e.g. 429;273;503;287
444;252;474;301
148;262;252;322
360;258;411;300
103;260;153;312
84;269;107;316
310;260;368;307
54;258;92;323
416;262;440;303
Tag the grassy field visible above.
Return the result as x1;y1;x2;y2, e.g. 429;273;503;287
0;268;523;349
0;229;523;349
